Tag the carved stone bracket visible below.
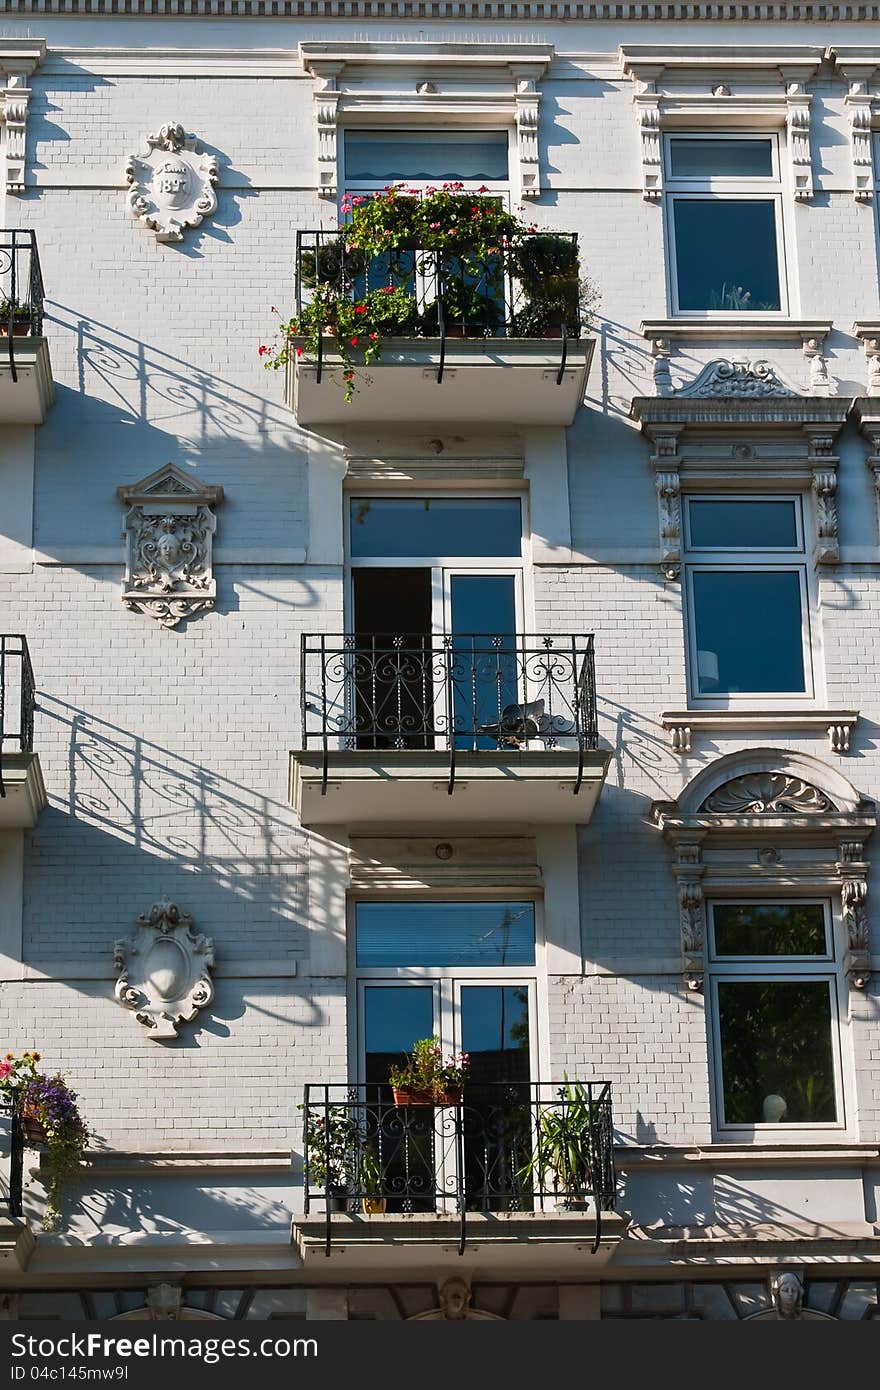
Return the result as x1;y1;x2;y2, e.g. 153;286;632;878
0;43;44;195
513;72;541;199
800;332;833;397
649;429;683;580
125;122;219;243
670;838;706;991
313;66;342;198
844;80;875;202
117;463;224;629
631;75;662;201
660;710;859;755
805;428;839;564
113;899;216;1040
784;79;814;201
836;840;871;989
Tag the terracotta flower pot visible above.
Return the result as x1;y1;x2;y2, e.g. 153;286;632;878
0;323;30;337
362;1196;387;1215
392;1085;462;1107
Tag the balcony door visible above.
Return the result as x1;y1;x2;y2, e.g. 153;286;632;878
348;496;526;749
354;900;540;1211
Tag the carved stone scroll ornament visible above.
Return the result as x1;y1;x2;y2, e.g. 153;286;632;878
113;899;216;1040
125;122;219;243
785;81;814;202
679;358;801;400
650;430;682;581
701;773;833;815
845;80;875;202
514;76;541;200
117;463;223;629
837;840;871;990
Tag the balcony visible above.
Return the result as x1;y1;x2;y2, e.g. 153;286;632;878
289;633;610;826
285;229;594;426
0;231;53;424
292;1081;623;1270
0;635;45;828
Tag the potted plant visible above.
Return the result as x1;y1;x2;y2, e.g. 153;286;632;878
299;239;366;291
18;1069;90;1231
518;1079;598;1209
357;1145;386;1214
389;1036;469;1106
0;296;32;336
512;235;598;338
420;278;503;338
0;1051;42;1140
299;1102;359;1210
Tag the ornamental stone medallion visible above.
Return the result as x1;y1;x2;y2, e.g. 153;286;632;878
125;122;219;243
113;899;216;1040
117;463;223;629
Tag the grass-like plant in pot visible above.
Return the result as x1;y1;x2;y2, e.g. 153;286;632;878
357;1145;386;1215
517;1078;598;1209
388;1036;469;1106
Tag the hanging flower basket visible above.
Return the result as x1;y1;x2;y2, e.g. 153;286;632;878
21;1111;48;1146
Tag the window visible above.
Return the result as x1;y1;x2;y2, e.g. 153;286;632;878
683;496;814;703
343;130;510;186
708;902;845;1131
665;134;786;314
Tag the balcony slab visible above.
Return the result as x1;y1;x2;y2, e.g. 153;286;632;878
289;748;610;827
286;337;594;426
0;753;47;829
0;338;54;424
291;1210;628;1276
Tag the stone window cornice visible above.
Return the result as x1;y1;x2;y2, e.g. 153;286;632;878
619;45;824;202
299;41;553;200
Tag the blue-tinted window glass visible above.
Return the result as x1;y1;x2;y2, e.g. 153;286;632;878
692;570;806;694
344;131;509;182
670;138;773;178
673;200;781;311
355;902;536;967
688;499;799;549
350;497;522;557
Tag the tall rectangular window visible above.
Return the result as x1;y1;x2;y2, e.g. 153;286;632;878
708;902;844;1132
683;495;814;702
665;134;786;314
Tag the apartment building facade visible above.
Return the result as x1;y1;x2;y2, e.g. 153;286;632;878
0;0;879;1322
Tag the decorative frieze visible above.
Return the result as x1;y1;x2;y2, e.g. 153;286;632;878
679;358;800;400
113;899;216;1040
125;123;219;243
117;463;224;629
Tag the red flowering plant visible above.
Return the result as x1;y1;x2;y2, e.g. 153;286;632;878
1;1053;90;1231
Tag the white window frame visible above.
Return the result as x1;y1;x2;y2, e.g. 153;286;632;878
682;493;819;708
347;893;550;1090
706;898;851;1137
663;132;790;319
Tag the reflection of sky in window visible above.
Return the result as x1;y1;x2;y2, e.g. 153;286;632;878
364;985;433;1054
688;499;798;549
673;200;781;311
344;130;509;181
669;138;773;178
356;902;536;967
460;986;529;1054
350;497;522;557
693;571;805;693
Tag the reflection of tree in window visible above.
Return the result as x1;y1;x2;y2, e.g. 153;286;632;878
718;980;836;1124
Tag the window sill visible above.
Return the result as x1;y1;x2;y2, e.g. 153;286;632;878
659;708;859;754
642;317;832;343
616;1143;878;1168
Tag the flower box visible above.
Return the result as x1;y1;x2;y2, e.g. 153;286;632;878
392;1084;462;1107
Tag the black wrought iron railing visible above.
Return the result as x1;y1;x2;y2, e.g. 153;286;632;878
300;632;599;795
301;1081;615;1256
295;229;582;385
0;230;45;382
1;1099;24;1219
0;635;35;798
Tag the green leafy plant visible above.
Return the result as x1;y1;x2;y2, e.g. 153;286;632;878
0;295;30;323
357;1144;384;1196
420;276;503;335
299;1103;360;1190
299;240;367;291
340;183;523;260
19;1070;90;1231
388;1036;469;1099
518;1078;598;1203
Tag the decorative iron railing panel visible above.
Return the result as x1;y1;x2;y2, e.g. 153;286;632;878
0;230;46;382
301;1080;615;1256
0;634;35;798
294;229;582;384
1;1099;24;1219
300;632;598;794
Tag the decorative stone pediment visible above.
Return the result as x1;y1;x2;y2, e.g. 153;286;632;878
653;751;876;991
679;358;800;400
117;464;224;629
125;123;219;243
113;899;216;1041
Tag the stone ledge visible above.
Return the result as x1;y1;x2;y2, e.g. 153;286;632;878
659;708;860;755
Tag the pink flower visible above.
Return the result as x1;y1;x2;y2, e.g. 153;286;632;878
350;336;359;346
296;347;304;357
257;345;269;356
0;1061;11;1081
352;196;365;206
430;222;441;229
478;185;489;193
369;332;378;340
